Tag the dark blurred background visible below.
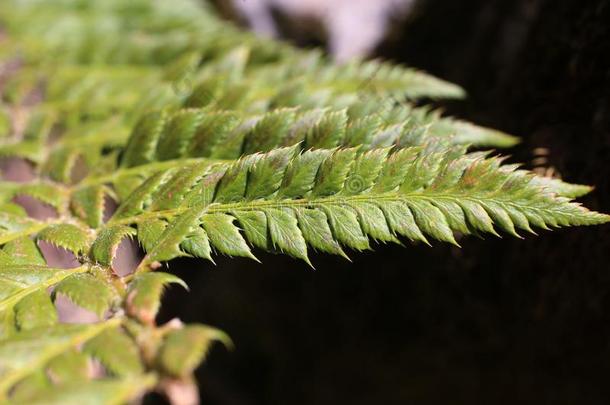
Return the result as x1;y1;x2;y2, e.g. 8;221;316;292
155;0;610;403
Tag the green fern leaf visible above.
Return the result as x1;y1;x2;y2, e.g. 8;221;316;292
120;106;517;170
37;224;92;256
8;375;157;405
83;328;144;377
0;265;87;336
13;290;58;332
84;147;608;268
0;321;119;397
531;176;595;198
46;349;91;384
6;370;50;403
0;211;49;245
156;325;231;378
71;185;108;228
0;0;607;402
52;273;118;317
0;237;45;266
126;273;188;324
90;225;137;267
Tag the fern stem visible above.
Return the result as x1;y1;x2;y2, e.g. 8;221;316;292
108;192;600;227
0;222;56;245
77;158;229;188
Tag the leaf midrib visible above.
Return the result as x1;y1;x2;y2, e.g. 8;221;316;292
0;265;88;315
107;191;571;227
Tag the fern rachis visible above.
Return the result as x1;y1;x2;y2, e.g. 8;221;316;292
0;0;607;403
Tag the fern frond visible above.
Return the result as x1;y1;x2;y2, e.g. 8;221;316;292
0;0;607;402
120;106;517;171
89;147;608;269
1;147;605;266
